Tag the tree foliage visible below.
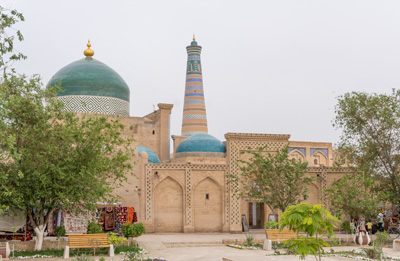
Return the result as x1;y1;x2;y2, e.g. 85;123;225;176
325;172;380;220
279;203;339;261
334;90;400;205
228;145;311;214
0;6;26;71
0;74;134;249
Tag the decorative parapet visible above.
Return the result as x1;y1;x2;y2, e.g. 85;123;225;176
224;133;291;141
307;167;350;172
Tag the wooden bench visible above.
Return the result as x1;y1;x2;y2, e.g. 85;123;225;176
63;234;114;259
266;229;298;242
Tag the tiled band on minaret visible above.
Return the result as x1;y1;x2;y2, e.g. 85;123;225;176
181;36;208;136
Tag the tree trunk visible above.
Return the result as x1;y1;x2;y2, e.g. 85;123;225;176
33;225;46;251
316;234;321;261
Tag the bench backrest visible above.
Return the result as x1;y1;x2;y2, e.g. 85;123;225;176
68;234;109;249
266;229;298;241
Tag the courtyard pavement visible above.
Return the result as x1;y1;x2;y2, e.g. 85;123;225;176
17;232;400;260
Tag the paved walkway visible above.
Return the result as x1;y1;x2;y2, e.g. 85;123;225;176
14;233;400;260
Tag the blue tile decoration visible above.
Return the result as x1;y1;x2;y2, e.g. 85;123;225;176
176;133;226;153
310;148;329;158
289;147;306;157
137;146;161;163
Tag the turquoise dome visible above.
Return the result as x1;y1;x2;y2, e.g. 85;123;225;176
48;57;130;102
176;133;226;153
137;146;161;163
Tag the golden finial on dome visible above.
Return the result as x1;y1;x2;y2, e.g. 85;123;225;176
84;40;94;57
193;34;195;41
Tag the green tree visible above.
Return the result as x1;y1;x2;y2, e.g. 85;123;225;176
0;6;26;71
334;90;400;205
279;203;339;261
0;74;134;250
325;172;380;221
229;145;311;216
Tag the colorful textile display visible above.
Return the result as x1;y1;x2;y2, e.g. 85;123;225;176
64;210;93;234
133;212;138;223
113;222;123;234
128;207;135;223
116;207;128;224
104;208;115;231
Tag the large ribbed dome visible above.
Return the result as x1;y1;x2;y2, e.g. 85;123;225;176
176;133;226;158
48;44;130;116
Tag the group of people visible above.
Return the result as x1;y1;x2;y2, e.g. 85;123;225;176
349;211;399;235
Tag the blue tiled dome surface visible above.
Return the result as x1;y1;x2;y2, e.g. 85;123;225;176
176;133;226;153
137;146;161;163
48;57;130;102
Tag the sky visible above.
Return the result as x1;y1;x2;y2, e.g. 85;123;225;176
3;0;400;146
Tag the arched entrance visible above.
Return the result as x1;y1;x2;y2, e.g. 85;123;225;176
154;177;183;232
194;178;223;232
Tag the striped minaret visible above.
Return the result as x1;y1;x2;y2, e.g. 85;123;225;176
181;35;208;136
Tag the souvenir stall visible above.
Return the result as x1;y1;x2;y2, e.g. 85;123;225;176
0;211;32;241
96;202;137;234
47;209;95;235
47;203;137;236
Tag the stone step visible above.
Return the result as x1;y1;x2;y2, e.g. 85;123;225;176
163;241;224;248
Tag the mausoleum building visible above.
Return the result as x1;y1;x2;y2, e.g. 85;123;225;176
47;38;348;233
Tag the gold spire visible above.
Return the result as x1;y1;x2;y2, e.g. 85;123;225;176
193;34;195;41
84;40;94;57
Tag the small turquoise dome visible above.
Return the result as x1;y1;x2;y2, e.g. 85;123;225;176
176;133;226;153
137;146;161;163
191;40;198;46
48;57;130;102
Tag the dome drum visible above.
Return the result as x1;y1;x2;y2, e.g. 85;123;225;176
175;151;225;159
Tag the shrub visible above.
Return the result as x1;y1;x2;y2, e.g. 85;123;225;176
373;231;388;256
341;221;350;234
122;223;146;238
87;222;103;234
55;225;66;239
123;251;143;261
99;258;105;261
108;232;127;245
265;221;279;229
245;233;255;246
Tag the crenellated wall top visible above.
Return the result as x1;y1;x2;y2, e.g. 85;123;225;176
224;132;291;141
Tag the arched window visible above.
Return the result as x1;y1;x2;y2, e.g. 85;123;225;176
314;159;318;165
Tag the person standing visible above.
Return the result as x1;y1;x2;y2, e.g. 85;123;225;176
378;213;384;232
350;219;356;235
366;220;373;234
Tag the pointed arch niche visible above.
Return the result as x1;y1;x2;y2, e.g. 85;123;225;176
154;177;184;232
193;177;223;232
311;151;328;166
289;149;306;162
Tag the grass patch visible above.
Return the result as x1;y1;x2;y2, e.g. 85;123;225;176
12;245;142;258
